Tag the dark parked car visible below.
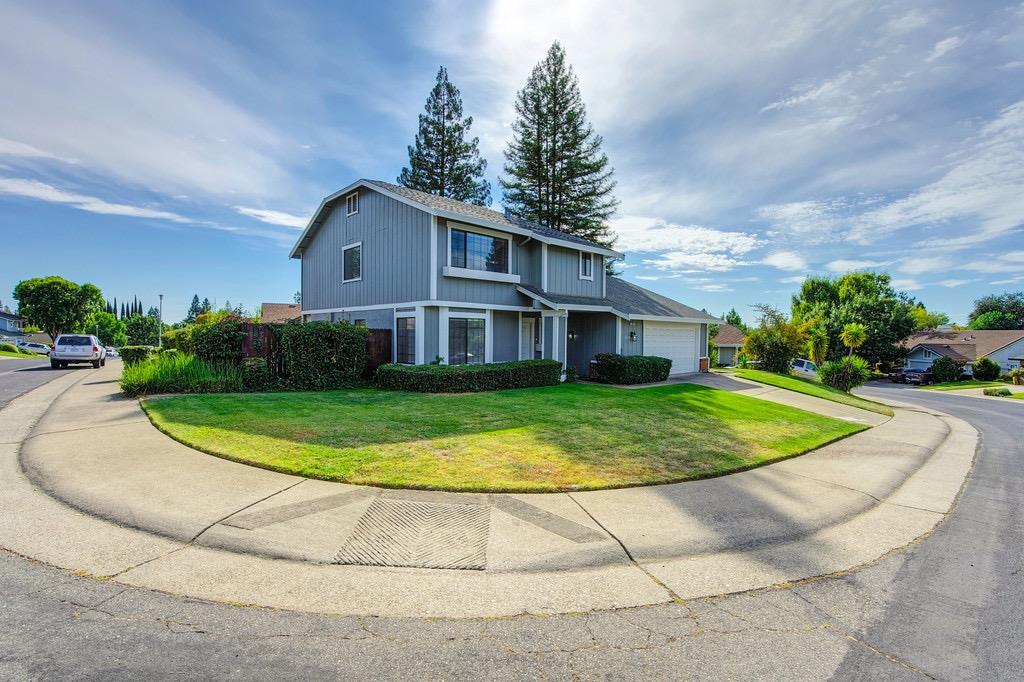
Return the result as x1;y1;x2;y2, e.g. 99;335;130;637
903;368;933;385
889;368;909;383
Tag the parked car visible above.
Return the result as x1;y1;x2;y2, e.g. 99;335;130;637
50;334;106;369
903;368;933;385
104;346;119;358
17;341;51;355
889;368;910;383
790;358;818;378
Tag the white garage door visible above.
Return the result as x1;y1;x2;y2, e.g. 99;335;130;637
643;322;698;375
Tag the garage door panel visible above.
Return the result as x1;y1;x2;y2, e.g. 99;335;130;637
644;322;698;374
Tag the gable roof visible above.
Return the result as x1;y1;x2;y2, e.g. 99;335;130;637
714;323;746;346
290;179;623;259
904;330;1024;360
913;343;975;363
260;303;300;323
517;278;722;323
0;310;21;321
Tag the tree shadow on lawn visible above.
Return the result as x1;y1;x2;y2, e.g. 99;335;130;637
141;383;862;492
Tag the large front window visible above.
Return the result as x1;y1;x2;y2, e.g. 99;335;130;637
396;317;416;364
448;318;485;365
451;228;508;273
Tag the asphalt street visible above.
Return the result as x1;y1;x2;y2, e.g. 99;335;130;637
0;357;71;408
0;377;1020;679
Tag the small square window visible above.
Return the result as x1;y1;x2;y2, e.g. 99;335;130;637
342;242;362;283
346;192;359;216
579;251;593;280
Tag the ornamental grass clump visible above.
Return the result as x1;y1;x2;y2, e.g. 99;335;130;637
120;352;242;397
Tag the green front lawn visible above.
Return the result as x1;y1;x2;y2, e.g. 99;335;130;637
724;368;894;416
0;350;44;359
920;380;1007;391
142;383;865;493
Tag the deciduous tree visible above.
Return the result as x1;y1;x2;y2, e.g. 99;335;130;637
13;276;103;340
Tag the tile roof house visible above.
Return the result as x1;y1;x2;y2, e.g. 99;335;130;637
903;330;1024;373
290;179;721;377
260;303;301;324
712;323;746;366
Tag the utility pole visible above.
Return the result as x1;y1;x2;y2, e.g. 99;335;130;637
158;294;164;349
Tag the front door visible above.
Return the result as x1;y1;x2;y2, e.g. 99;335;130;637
520;318;534;360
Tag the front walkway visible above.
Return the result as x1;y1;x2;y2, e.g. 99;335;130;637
0;365;974;618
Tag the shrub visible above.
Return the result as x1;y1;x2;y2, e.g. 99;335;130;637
0;342;18;353
192;319;245;366
742;320;805;374
375;359;562;393
590;354;672;385
930;356;963;383
818;355;871;392
1011;368;1024;386
971;356;1001;381
161;326;195;354
983;387;1012;397
241;357;275;392
119;345;154;366
281;321;369;390
120;352;243;397
159;347;180;357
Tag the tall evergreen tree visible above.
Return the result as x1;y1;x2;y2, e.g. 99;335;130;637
398;66;491;206
120;302;126;319
201;297;212;314
185;294;203;324
501;42;618;247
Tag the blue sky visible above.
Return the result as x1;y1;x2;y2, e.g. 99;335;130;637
1;0;1022;324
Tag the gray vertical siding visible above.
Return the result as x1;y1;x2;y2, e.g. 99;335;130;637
333;308;393;329
518;240;542;288
566;312;617;376
545;245;604;297
434;219;532;307
491;310;519;362
424;307;439;362
301;188;431;311
620;319;644;356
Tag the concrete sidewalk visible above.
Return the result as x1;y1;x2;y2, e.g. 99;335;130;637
0;365;976;618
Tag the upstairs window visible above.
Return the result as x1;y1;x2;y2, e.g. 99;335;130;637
450;228;509;273
346;192;359;216
579;251;593;280
342;242;362;283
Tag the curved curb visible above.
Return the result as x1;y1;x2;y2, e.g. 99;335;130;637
0;366;979;619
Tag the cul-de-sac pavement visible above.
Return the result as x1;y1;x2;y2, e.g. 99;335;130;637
1;357;1020;680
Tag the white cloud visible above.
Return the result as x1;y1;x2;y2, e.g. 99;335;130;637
692;283;733;292
0;177;192;223
936;279;971;288
613;215;763;273
899;255;952;275
760;251;808;271
756;200;847;243
234;206;309;228
0;137;77;163
961;250;1024;273
991;276;1024;285
780;275;807;284
634;275;660;281
825;258;884;272
925;36;964;63
890;278;922;290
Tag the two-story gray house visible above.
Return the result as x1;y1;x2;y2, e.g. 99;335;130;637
290;180;719;377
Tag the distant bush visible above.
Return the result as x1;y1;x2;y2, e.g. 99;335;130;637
241;357;275;392
161;326;195;354
971;356;1001;381
375;359;562;393
741;315;805;374
281;321;369;390
1011;367;1024;386
590;354;672;385
120;352;242;397
930;356;963;384
983;387;1012;397
158;348;181;357
817;355;870;392
0;343;18;353
192;319;245;367
119;346;154;366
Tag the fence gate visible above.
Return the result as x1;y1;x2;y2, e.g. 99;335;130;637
365;329;392;378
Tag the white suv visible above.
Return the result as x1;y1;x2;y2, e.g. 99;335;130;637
51;334;106;369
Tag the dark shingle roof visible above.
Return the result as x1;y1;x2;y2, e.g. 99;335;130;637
915;343;975;362
518;278;721;322
904;330;1024;357
364;180;610;251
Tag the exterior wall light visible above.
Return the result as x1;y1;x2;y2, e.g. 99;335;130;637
568;330;577;341
629;331;638;342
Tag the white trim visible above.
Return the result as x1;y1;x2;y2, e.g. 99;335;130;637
579;251;594;280
301;300;534;316
341;241;362;283
345;192;358;216
289;179;623;259
616;318;622;354
602;265;607;298
429;215;438;300
442;266;521;284
541;243;548;292
394;308;418;365
485;309;493;363
416;306;425;364
517;312;523;361
628;314;721;324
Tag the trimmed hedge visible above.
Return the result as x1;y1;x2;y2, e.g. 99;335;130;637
119;345;154;366
0;343;18;353
241;357;275;392
983;387;1012;397
281;321;369;390
375;359;562;393
590;354;672;385
192;319;244;366
930;355;963;383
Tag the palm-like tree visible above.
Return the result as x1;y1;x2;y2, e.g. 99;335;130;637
840;322;867;357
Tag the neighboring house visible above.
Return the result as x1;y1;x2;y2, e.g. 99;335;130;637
290;179;721;376
0;310;24;335
713;323;746;366
260;303;301;324
903;330;1024;373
